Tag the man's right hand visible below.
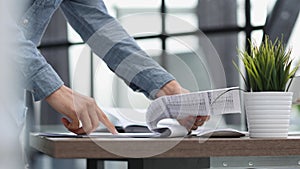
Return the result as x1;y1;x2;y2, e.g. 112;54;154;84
45;85;118;135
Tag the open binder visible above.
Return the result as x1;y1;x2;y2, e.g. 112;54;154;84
38;87;243;138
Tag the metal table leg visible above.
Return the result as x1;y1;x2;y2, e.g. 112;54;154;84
86;159;104;169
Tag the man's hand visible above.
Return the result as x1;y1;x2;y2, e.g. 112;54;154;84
178;115;210;131
156;80;210;131
45;85;118;135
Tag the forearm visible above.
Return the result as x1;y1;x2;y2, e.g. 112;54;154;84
88;19;175;99
61;0;176;99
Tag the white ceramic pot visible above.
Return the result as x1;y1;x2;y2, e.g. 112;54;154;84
244;92;293;138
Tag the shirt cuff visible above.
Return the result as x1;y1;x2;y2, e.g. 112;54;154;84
29;64;64;101
129;68;175;100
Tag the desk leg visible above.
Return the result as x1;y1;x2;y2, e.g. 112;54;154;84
128;159;143;169
86;158;210;169
86;159;104;169
128;158;210;169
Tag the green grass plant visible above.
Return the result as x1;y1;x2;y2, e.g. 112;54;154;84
233;36;300;92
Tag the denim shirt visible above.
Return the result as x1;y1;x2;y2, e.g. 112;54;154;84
16;0;175;101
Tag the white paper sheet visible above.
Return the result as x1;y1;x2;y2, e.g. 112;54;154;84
146;87;241;130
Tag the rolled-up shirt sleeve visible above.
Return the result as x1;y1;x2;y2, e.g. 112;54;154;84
11;21;63;101
61;0;175;99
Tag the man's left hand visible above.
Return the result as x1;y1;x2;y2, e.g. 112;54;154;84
156;80;210;131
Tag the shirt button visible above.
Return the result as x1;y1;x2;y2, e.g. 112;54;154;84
23;19;29;25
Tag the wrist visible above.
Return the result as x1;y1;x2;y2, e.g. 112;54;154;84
46;85;66;101
156;80;188;98
45;85;72;108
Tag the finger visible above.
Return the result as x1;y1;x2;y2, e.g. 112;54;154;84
191;125;199;130
196;115;210;122
186;116;198;126
61;117;85;134
61;117;71;129
184;116;196;123
88;106;100;131
97;107;118;134
194;116;210;126
64;113;80;130
80;111;93;134
178;119;189;129
70;128;86;135
61;117;80;131
195;120;205;126
61;118;86;135
178;116;195;130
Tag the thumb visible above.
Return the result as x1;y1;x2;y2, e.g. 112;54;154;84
61;115;80;131
61;117;86;134
61;117;70;129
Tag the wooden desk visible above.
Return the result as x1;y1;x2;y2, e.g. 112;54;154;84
30;134;300;169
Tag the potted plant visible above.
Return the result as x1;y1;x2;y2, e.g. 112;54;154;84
234;36;300;138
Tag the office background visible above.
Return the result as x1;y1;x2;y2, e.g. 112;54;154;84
27;0;300;169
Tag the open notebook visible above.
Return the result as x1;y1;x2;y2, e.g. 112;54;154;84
38;87;244;138
37;125;247;138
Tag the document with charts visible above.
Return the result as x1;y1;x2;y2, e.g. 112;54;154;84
146;87;242;130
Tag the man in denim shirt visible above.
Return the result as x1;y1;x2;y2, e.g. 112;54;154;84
12;0;209;135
